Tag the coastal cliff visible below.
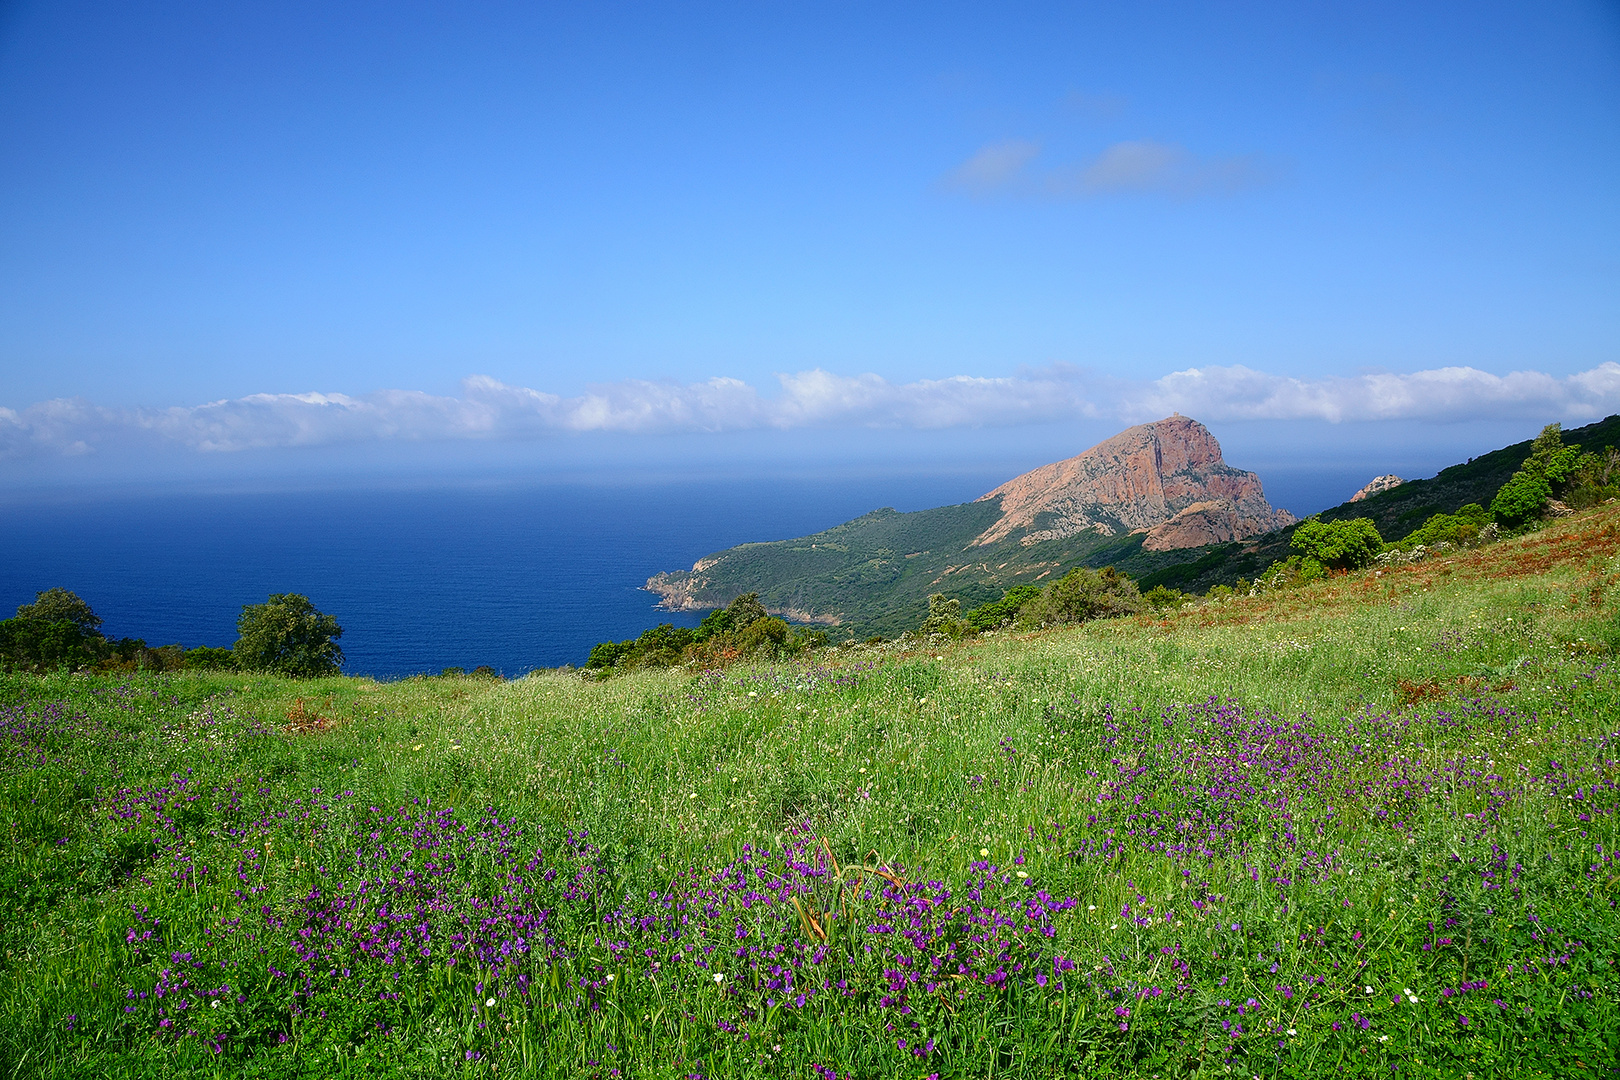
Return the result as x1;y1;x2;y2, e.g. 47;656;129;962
972;415;1294;549
644;416;1294;634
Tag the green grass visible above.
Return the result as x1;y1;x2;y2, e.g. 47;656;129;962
4;507;1620;1078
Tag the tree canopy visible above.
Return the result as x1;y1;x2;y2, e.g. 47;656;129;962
1490;423;1584;526
1020;566;1142;626
1289;517;1383;571
234;594;344;677
15;588;103;635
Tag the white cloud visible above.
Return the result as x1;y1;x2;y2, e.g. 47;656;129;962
1128;362;1620;423
1052;140;1270;197
4;362;1619;459
945;138;1271;199
942;139;1041;194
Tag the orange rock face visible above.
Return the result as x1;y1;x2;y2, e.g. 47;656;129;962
972;415;1295;550
1349;475;1404;502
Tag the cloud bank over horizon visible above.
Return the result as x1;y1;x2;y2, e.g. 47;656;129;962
5;362;1620;462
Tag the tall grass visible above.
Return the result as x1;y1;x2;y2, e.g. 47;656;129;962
3;508;1619;1077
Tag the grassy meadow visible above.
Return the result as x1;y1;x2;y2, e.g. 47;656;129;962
4;507;1620;1078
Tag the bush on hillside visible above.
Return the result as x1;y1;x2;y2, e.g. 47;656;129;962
1490;470;1554;527
1394;503;1492;550
1490;423;1585;526
963;584;1042;631
1564;446;1620;509
1143;585;1185;613
584;592;822;673
693;592;768;641
1019;566;1142;627
919;594;970;638
1289;516;1383;571
1251;555;1328;594
234;593;344;678
182;645;236;670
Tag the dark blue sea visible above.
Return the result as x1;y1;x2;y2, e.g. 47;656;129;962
0;476;1009;678
0;455;1384;678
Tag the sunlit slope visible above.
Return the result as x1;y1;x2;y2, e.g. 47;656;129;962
644;498;1210;636
1138;411;1620;593
6;505;1620;1077
650;414;1620;633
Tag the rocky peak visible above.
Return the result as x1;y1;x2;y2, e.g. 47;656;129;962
972;415;1295;551
1350;475;1404;502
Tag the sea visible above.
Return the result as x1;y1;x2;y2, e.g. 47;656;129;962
0;475;1007;678
0;460;1381;678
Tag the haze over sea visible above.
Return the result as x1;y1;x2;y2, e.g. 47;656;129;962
0;458;1418;677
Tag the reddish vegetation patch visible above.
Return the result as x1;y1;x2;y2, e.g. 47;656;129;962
1395;679;1447;707
285;698;336;734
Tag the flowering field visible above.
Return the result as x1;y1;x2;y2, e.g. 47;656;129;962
3;508;1620;1078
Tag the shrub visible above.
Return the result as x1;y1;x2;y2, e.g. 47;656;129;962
1289;516;1383;570
964;584;1043;631
100;637;186;673
1252;555;1327;594
1491;422;1586;526
584;638;636;670
694;593;768;642
1396;503;1491;549
15;588;103;635
182;645;236;670
1020;566;1142;627
1490;469;1553;526
1563;446;1620;509
1143;585;1185;613
234;593;344;678
585;593;819;673
920;594;970;638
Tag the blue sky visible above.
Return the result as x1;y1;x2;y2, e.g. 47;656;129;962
1;1;1618;504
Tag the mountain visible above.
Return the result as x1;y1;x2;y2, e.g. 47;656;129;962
1349;475;1404;502
1131;412;1620;595
646;416;1293;636
972;415;1295;551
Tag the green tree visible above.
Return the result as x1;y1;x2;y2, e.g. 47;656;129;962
1021;566;1142;627
0;588;105;671
1289;517;1383;571
1143;585;1185;613
15;588;103;635
1491;423;1584;526
735;616;789;655
919;594;969;638
964;584;1042;631
234;594;344;677
0;617;93;671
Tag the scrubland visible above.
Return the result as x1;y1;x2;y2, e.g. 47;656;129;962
4;507;1620;1078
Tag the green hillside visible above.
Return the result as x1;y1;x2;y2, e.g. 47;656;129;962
1136;411;1620;593
647;500;1198;638
652;414;1620;634
7;505;1620;1077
